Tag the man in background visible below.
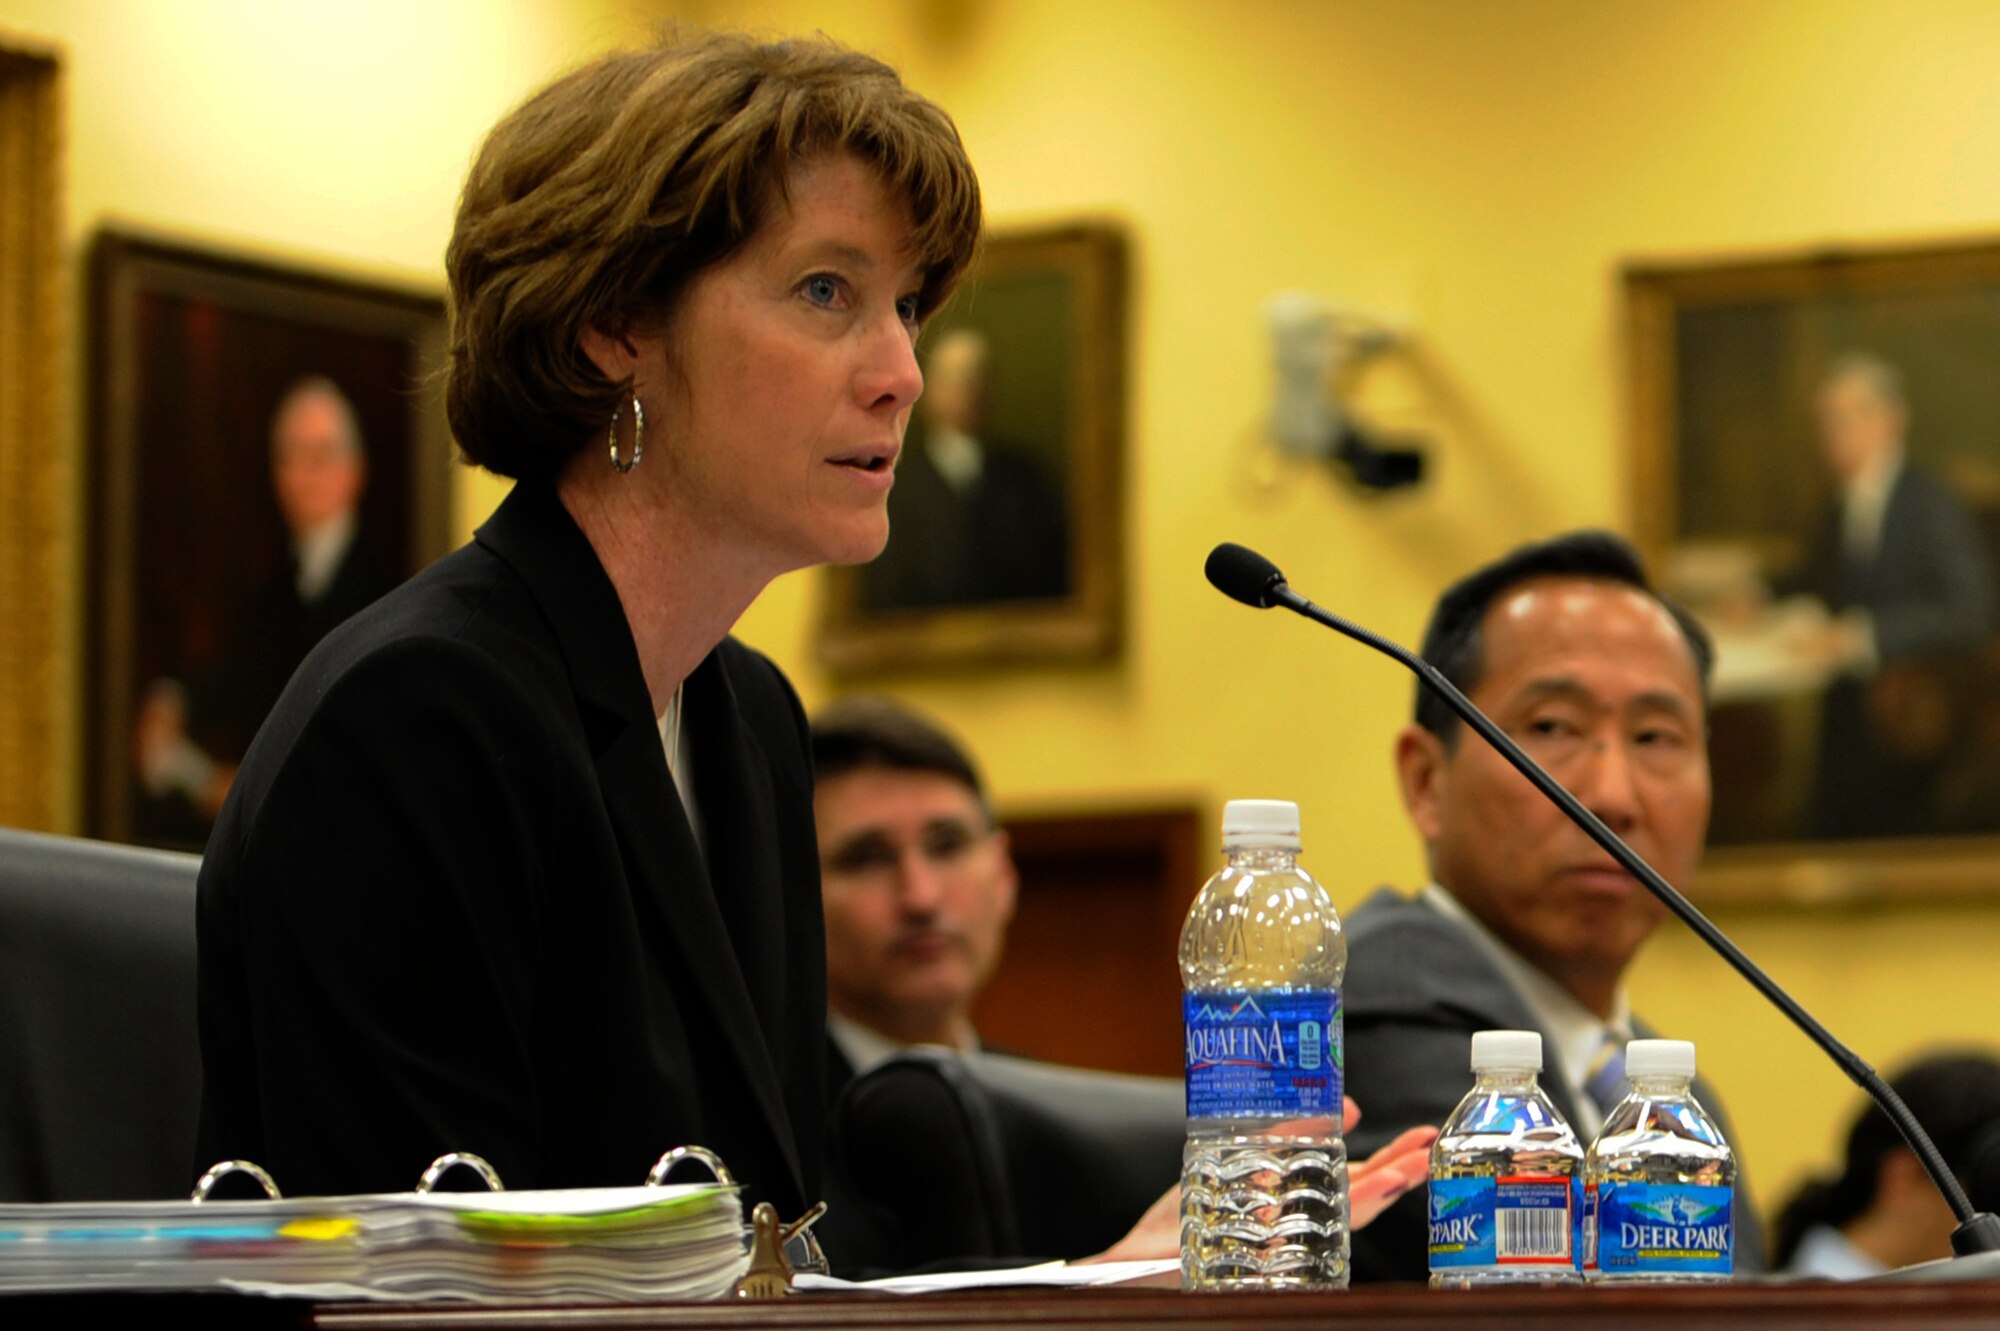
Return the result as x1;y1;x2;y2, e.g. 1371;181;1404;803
810;693;1435;1272
1775;353;1993;839
810;694;1019;1088
1773;1049;2000;1278
135;375;395;839
1343;530;1765;1280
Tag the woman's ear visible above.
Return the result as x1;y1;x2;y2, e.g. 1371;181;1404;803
578;321;641;381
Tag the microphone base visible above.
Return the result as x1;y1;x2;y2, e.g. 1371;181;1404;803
1866;1213;2000;1281
1955;1211;2000;1256
1871;1251;2000;1283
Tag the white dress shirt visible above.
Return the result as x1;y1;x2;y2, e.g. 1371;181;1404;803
1421;884;1633;1136
828;1012;979;1079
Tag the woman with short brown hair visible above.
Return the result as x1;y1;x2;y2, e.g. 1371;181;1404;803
196;28;980;1221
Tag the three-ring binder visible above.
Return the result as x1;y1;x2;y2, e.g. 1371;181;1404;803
2;1143;825;1303
184;1144;829;1297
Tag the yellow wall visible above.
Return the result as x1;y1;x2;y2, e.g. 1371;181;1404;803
10;0;2000;1236
699;0;2000;1224
0;0;639;824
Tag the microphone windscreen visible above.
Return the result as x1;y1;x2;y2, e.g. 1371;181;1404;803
1205;542;1287;608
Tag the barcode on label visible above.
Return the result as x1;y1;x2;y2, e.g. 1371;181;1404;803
1496;1206;1571;1259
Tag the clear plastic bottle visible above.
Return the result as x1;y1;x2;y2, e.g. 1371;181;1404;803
1179;799;1347;1291
1427;1029;1585;1288
1587;1038;1735;1283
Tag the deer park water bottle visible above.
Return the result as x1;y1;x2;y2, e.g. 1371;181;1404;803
1587;1038;1735;1283
1427;1029;1584;1288
1179;799;1348;1290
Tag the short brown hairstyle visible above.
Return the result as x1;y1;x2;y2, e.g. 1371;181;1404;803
812;693;990;821
444;28;984;480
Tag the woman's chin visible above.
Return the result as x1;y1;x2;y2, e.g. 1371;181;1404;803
823;519;892;568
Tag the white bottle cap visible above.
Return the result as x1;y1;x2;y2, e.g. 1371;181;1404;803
1469;1029;1542;1072
1221;799;1302;850
1625;1038;1695;1079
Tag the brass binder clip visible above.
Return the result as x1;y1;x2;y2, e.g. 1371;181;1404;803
731;1199;830;1299
735;1202;791;1299
649;1145;827;1297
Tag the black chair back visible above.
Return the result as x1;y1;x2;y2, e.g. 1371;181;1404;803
0;826;202;1202
828;1048;1183;1269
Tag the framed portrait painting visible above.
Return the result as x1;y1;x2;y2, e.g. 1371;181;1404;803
815;221;1128;673
1626;236;2000;903
86;230;453;848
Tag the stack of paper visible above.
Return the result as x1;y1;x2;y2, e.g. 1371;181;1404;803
0;1184;746;1303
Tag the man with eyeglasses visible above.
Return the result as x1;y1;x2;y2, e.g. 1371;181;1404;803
810;693;1437;1271
809;694;1019;1089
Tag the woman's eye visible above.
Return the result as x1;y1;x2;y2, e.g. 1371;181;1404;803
895;293;922;325
802;275;842;307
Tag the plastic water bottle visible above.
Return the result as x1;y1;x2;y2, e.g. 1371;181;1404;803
1427;1029;1584;1288
1179;799;1347;1290
1587;1038;1735;1283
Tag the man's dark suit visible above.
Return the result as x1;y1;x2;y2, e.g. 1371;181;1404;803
859;435;1070;611
197;481;826;1215
1779;464;1993;839
137;533;400;849
1342;888;1764;1281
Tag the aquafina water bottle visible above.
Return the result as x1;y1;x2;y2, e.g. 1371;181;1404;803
1179;799;1348;1289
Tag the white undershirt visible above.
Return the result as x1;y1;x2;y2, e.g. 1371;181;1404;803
828;1011;979;1078
293;508;356;602
1841;452;1903;565
926;425;985;496
656;687;702;859
1421;884;1633;1136
1788;1223;1887;1280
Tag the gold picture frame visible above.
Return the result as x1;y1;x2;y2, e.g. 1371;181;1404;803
86;230;453;848
815;221;1128;674
1627;236;2000;905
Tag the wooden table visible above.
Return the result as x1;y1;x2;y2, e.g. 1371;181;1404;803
13;1277;2000;1330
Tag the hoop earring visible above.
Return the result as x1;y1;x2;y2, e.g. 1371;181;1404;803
609;395;644;474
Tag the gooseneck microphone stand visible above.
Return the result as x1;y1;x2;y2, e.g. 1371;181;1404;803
1205;541;2000;1274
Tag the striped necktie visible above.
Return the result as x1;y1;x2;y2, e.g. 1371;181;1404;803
1585;1032;1628;1117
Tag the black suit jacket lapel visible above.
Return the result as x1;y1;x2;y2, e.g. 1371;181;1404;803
594;715;804;1197
683;653;788;1049
474;483;803;1199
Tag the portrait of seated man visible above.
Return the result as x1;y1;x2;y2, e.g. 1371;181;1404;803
1769;353;1995;841
133;374;398;845
858;327;1071;613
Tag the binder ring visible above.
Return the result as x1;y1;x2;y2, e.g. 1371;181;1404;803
190;1159;282;1202
647;1145;736;1187
416;1152;505;1193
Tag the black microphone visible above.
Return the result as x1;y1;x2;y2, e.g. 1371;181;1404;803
1207;541;2000;1269
1205;542;1289;609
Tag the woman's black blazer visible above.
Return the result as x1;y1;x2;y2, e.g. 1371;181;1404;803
196;481;826;1215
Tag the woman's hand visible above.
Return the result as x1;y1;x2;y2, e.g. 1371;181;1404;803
1078;1098;1439;1264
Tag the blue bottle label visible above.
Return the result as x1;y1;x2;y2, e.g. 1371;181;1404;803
1183;989;1340;1119
1428;1174;1575;1271
1594;1182;1733;1277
